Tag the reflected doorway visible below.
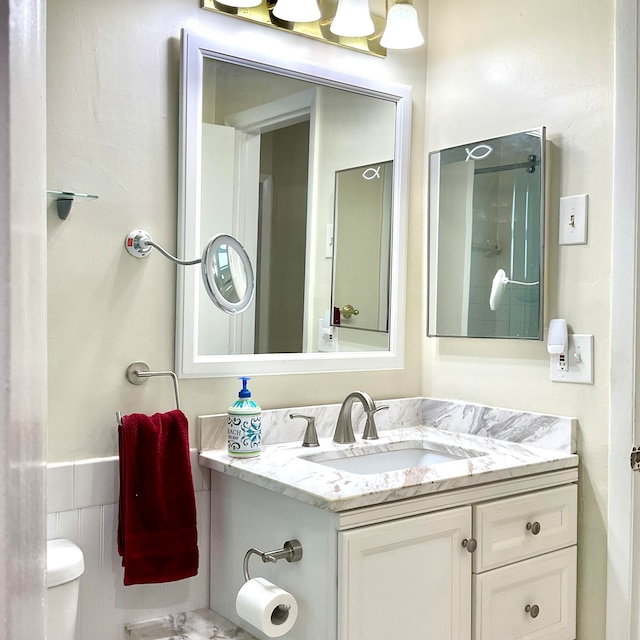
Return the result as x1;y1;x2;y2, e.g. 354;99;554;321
255;121;310;353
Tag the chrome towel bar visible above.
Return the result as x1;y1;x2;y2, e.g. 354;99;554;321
116;361;181;426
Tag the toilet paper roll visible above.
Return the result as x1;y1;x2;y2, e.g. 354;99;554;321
236;577;298;637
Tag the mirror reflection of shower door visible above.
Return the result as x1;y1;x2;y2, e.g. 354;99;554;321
428;128;544;340
467;154;541;338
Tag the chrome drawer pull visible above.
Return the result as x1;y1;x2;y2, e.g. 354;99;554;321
526;521;541;535
525;604;540;618
461;538;477;553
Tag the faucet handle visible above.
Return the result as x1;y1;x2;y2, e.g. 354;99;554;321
362;405;389;440
289;414;320;447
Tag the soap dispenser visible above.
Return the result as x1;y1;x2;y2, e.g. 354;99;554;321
228;377;262;457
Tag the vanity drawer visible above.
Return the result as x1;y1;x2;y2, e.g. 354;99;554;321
472;546;577;640
472;484;577;572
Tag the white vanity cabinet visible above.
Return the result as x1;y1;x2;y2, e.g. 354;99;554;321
338;506;472;640
207;469;577;640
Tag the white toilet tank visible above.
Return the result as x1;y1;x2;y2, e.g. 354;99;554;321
46;539;85;640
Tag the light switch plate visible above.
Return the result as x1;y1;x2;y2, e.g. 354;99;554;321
550;334;594;383
559;194;588;245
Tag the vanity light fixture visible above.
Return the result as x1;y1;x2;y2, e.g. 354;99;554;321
330;0;375;37
202;0;425;57
380;0;423;49
273;0;321;22
216;0;262;7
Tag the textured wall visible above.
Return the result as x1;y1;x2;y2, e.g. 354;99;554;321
46;0;615;635
46;0;427;462
422;1;613;638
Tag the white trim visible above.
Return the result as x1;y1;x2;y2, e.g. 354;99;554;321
176;29;411;377
607;0;640;637
224;89;315;133
1;0;47;637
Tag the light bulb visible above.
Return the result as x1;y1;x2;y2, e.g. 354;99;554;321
273;0;321;22
330;0;375;37
380;1;424;49
216;0;262;7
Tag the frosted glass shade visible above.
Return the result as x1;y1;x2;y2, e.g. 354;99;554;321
273;0;321;22
216;0;261;7
380;1;424;49
330;0;375;37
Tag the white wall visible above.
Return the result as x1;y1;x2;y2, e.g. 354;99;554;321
46;0;427;463
422;1;613;638
46;0;616;636
1;1;47;639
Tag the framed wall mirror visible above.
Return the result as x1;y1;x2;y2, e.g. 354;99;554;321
176;30;411;377
427;127;545;340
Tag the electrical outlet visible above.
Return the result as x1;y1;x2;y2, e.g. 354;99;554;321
550;334;594;383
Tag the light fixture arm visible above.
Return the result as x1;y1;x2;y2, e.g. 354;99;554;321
124;229;256;315
124;230;201;265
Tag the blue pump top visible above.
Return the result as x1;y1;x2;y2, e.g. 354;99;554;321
238;376;252;399
229;376;259;412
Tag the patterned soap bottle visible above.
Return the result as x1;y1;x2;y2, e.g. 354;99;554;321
227;377;262;457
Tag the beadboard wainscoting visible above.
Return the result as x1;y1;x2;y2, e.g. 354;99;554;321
47;452;211;640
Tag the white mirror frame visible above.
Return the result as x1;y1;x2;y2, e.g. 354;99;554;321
176;29;411;378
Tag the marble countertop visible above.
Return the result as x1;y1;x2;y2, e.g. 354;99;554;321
199;425;579;512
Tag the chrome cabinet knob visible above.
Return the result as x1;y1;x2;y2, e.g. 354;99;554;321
525;604;540;618
461;538;477;553
526;521;542;535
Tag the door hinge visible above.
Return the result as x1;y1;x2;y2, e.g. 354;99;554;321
631;447;640;471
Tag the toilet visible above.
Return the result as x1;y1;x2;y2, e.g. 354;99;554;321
46;539;85;640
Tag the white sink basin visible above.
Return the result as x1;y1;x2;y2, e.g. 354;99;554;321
300;443;482;475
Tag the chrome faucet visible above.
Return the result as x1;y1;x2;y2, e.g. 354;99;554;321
333;391;389;444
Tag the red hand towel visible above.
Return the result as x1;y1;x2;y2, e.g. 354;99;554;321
117;409;199;585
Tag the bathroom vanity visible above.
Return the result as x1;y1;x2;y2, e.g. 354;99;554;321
200;423;578;640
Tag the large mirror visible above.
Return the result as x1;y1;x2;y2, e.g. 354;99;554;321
427;128;545;340
177;30;411;377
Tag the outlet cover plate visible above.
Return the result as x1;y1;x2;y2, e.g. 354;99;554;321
550;334;594;383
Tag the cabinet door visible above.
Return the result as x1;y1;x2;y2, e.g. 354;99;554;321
473;546;577;640
338;506;472;640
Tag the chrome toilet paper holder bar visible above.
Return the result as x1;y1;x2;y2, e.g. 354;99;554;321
243;539;303;582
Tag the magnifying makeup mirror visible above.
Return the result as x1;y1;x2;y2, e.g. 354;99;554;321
125;229;255;315
201;234;255;314
489;268;540;311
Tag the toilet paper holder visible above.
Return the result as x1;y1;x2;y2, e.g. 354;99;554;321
243;539;303;582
